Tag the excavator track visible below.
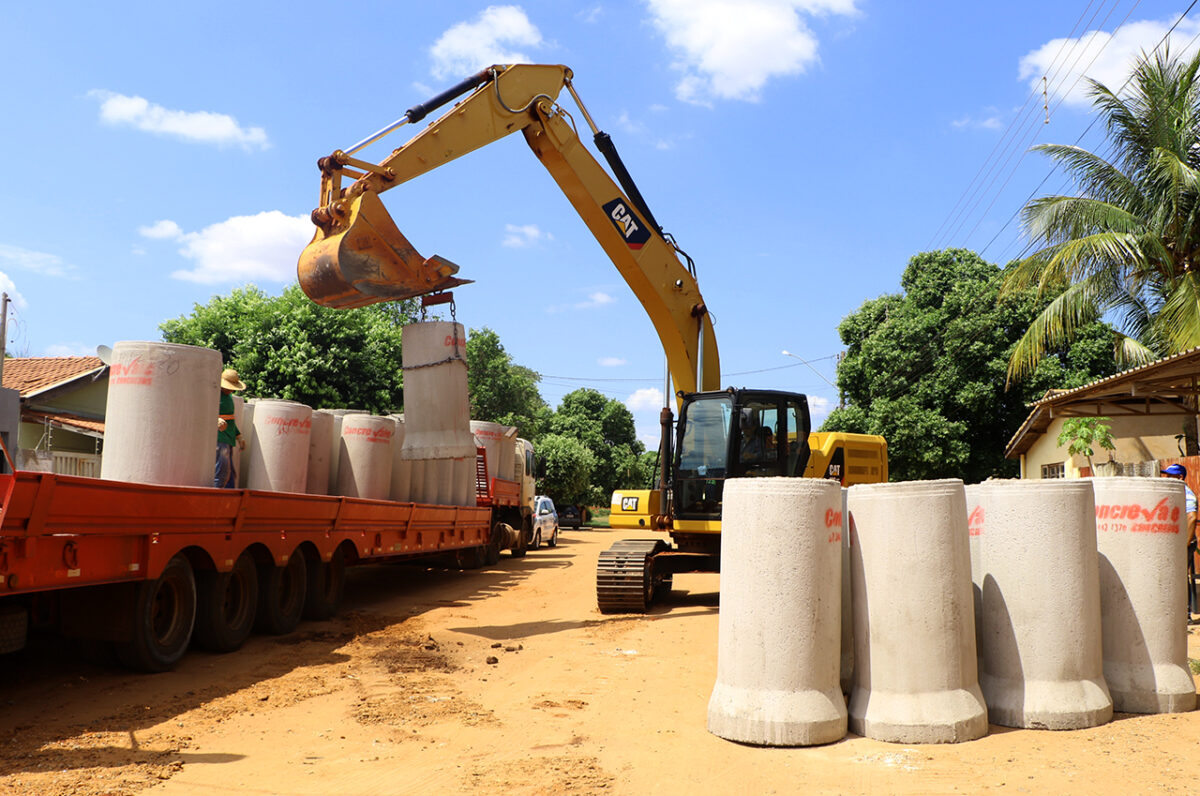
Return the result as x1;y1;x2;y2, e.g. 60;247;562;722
596;539;667;614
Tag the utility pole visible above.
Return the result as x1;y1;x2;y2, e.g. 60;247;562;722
0;292;8;386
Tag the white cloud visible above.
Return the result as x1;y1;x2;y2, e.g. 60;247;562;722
430;6;543;81
951;111;1003;131
599;356;627;367
0;243;76;279
578;6;603;23
501;223;553;248
149;211;313;284
0;271;26;309
90;90;269;150
138;220;184;240
1019;17;1200;109
43;343;97;357
646;0;858;104
626;387;664;411
577;291;614;309
807;395;832;425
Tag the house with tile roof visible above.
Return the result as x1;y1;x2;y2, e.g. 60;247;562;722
1005;347;1200;479
1;356;107;474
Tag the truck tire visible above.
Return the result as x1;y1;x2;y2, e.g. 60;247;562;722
115;555;197;672
510;522;529;558
483;525;503;566
194;552;259;653
303;546;346;621
255;553;307;635
0;604;28;655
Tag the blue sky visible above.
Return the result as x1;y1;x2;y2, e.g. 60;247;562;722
4;1;1199;445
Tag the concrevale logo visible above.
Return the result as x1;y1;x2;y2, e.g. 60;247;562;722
109;356;155;387
967;505;984;537
442;335;467;353
1096;498;1180;534
344;426;393;444
265;416;312;436
825;508;842;544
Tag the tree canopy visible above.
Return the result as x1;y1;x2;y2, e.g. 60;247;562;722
160;285;417;413
822;249;1116;482
1005;49;1200;381
545;388;649;504
465;327;550;438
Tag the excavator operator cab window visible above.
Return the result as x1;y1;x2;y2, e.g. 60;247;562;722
674;395;731;519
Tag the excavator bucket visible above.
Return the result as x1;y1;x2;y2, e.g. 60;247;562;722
297;191;471;309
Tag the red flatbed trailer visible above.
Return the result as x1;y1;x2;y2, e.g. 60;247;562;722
0;468;494;671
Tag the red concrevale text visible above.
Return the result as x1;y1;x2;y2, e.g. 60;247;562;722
443;335;467;353
1096;497;1181;534
967;505;984;537
110;356;156;387
824;508;842;528
343;427;393;443
265;416;312;436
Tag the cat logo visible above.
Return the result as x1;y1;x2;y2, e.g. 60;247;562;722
602;199;651;249
621;496;640;512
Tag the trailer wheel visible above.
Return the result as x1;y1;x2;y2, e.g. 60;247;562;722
303;546;346;621
454;545;487;570
194;552;259;653
255;553;308;635
116;555;196;672
510;520;530;558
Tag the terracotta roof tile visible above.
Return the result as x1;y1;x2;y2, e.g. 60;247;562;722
1;357;104;396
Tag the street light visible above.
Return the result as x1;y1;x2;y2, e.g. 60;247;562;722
780;350;837;390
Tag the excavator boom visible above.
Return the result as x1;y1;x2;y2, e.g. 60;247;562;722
297;63;719;397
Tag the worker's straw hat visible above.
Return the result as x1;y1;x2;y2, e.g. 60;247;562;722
221;368;246;392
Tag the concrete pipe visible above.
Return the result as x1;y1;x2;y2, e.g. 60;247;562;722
101;341;221;487
306;410;334;495
975;480;1112;730
839;487;853;695
245;400;312;494
336;414;395;500
1092;477;1196;713
707;478;847;747
847;479;987;744
389;414;412;502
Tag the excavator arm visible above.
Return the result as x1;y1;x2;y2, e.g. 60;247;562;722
298;63;719;397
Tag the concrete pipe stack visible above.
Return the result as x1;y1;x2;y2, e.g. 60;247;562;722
245;400;313;494
305;410;335;495
336;414;395;500
1091;477;1197;713
101;341;221;488
847;479;988;744
974;480;1113;730
400;322;476;507
707;478;847;746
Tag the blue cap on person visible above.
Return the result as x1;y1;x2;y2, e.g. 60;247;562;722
1161;463;1187;477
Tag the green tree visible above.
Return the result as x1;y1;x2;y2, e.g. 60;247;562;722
548;388;646;504
822;249;1117;481
160;285;417;413
1005;49;1200;381
1056;417;1116;472
535;433;596;506
465;327;550;436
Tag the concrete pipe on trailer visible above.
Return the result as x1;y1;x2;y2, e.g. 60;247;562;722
975;479;1112;730
237;399;256;488
101;341;221;488
1092;477;1197;713
246;400;312;494
336;414;395;500
389;414;412;501
847;479;988;744
305;410;335;495
327;409;367;495
401;322;477;506
707;478;847;747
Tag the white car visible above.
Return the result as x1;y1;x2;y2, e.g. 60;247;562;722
531;495;559;549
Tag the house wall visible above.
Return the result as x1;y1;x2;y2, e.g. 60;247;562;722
25;378;107;418
1021;414;1187;479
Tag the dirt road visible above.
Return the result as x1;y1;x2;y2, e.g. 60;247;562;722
1;527;1197;795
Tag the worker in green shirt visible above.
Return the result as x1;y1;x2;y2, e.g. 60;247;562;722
214;368;246;488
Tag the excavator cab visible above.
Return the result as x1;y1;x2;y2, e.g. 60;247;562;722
671;389;812;524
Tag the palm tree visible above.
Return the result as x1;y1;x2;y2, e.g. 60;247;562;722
1005;48;1200;383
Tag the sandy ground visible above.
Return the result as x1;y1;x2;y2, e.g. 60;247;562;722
0;526;1197;796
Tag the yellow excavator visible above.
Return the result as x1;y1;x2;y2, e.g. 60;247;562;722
297;63;887;613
